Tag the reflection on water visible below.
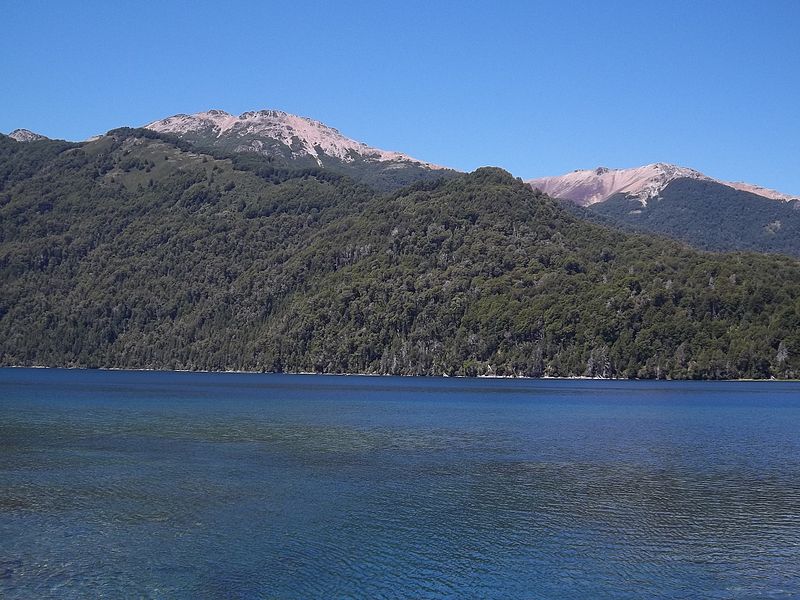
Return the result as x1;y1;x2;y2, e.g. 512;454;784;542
1;370;799;599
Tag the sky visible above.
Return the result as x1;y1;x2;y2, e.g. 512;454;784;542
2;0;799;192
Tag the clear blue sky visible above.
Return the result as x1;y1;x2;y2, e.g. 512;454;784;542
3;0;799;192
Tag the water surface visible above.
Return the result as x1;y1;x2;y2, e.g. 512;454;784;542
1;369;799;598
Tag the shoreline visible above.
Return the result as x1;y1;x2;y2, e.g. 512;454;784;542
1;364;795;383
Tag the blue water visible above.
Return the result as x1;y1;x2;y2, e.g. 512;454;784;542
1;369;799;599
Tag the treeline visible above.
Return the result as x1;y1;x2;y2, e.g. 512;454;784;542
1;132;798;379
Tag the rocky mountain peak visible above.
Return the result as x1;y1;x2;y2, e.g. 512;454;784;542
144;109;444;170
8;129;48;142
526;163;795;206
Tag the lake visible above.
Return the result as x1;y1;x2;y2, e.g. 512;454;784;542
1;368;799;598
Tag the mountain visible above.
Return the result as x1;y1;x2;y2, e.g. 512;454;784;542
528;164;800;257
527;163;799;207
527;164;712;207
8;129;49;142
726;181;799;202
589;178;800;256
144;109;454;191
1;129;799;379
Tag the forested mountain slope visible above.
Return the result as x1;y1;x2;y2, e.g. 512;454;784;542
589;178;800;257
144;109;457;191
1;131;799;378
528;164;800;257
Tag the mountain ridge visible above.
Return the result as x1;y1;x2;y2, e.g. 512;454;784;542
527;163;798;206
1;130;799;379
139;108;456;191
145;108;445;170
5;112;800;256
7;113;795;203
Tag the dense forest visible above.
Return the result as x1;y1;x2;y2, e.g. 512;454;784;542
587;178;800;257
1;131;799;378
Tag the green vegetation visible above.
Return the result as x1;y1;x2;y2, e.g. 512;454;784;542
1;132;799;379
147;122;459;192
588;178;800;257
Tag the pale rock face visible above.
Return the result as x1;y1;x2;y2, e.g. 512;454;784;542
145;109;444;169
8;129;48;142
725;181;799;202
527;164;798;206
527;164;711;206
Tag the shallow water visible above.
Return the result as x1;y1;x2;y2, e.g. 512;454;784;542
1;369;799;598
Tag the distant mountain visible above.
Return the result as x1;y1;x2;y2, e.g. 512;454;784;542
144;109;454;191
527;164;712;206
1;130;799;379
725;181;799;202
590;178;800;256
527;163;799;207
8;129;49;142
528;164;800;257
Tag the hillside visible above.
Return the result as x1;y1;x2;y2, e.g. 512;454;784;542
528;164;800;257
590;178;800;256
527;164;711;206
144;109;456;191
1;131;799;379
527;163;799;206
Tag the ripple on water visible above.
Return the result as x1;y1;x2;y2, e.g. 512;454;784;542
1;373;800;599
